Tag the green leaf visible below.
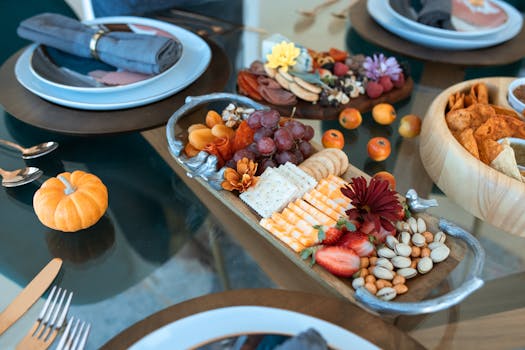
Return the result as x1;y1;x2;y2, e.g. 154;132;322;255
336;218;356;232
300;247;317;267
403;202;411;219
314;225;326;242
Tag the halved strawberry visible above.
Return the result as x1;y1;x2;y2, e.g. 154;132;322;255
360;220;376;235
316;225;343;245
314;246;360;277
371;225;396;243
337;231;375;257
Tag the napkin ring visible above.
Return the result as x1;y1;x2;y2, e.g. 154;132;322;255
89;29;107;60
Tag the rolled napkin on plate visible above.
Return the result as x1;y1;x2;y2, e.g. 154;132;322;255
17;13;183;75
418;0;454;29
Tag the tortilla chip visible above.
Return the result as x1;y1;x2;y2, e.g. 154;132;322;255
479;139;503;164
457;128;479;159
490;142;522;181
448;92;465;112
491;105;521;119
495;114;525;139
446;108;475;132
474;116;514;142
470;83;489;105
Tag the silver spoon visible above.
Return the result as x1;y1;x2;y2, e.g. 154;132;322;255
0;166;43;187
0;139;58;159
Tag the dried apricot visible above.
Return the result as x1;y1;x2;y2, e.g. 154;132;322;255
205;110;223;128
189;128;218;150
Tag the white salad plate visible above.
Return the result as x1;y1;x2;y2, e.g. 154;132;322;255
15;16;211;110
385;0;516;39
368;0;523;50
129;306;380;350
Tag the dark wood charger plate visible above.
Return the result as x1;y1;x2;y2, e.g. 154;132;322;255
245;77;413;120
0;39;230;136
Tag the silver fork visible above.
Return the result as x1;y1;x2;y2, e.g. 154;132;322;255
56;317;90;350
16;286;73;350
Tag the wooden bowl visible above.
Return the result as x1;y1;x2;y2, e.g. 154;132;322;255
420;77;525;238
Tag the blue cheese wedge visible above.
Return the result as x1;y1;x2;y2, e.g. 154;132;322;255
239;167;300;218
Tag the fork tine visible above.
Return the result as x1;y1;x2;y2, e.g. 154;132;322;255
56;317;74;350
76;323;90;350
56;291;73;329
70;321;85;350
37;285;57;320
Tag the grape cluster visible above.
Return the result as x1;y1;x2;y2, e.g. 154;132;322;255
227;110;315;175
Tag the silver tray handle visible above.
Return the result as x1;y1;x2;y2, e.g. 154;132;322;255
354;218;485;315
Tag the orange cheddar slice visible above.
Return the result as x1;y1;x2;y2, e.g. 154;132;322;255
260;218;306;252
294;199;336;227
304;189;347;219
316;179;351;209
327;174;347;187
271;212;316;246
303;191;341;221
287;202;319;226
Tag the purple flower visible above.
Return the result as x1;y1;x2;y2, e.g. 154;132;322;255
363;54;402;81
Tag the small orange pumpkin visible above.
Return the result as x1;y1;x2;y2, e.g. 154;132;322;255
33;171;108;232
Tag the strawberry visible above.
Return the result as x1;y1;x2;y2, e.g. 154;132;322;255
392;73;405;88
316;225;343;245
333;62;350;77
366;81;384;99
371;225;396;243
314;246;360;277
337;231;375;257
378;76;393;92
359;220;376;235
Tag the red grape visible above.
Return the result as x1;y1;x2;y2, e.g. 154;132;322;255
257;137;276;156
247;111;263;130
258;158;277;175
293;148;304;164
274;128;294;151
275;151;298;165
298;140;314;158
233;149;256;162
246;142;260;156
260;110;280;129
303;125;315;141
253;127;274;142
284;120;306;140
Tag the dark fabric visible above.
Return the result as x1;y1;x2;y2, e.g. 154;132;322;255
274;329;328;350
418;0;454;29
17;13;182;74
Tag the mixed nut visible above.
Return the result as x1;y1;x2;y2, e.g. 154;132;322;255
351;216;451;301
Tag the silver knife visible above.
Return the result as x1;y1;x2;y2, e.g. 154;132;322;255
0;258;62;335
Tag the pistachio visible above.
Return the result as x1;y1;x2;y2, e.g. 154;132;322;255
360;257;370;269
411;233;426;247
375;279;392;290
417;256;433;274
431;245;450;263
398;231;411;245
394;284;408;295
422;231;434;243
411;246;421;258
359;268;369;278
397;267;418;279
392;275;406;285
386;235;399;250
365;275;376;284
408;217;418;233
428;241;445;250
421;247;431;258
391;256;412;269
369;257;378;266
365;282;377;295
377;247;396;259
352;277;365;289
394;243;412;257
376;258;394;271
373;266;394;280
417;217;427;233
434;231;446;243
376;287;397;301
395;221;405;232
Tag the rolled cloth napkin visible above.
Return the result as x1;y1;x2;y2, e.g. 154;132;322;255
17;13;182;75
417;0;454;29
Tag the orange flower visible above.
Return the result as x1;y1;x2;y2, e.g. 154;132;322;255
221;158;258;193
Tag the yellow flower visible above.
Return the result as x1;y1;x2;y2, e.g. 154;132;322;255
265;41;300;73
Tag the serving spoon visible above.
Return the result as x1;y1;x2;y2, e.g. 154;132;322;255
0;166;43;187
0;139;58;159
331;0;358;19
298;0;340;17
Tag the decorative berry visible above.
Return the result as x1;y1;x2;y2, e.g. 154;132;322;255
392;72;406;88
378;76;394;92
333;62;350;77
366;81;384;99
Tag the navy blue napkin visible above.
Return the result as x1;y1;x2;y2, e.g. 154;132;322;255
17;13;183;75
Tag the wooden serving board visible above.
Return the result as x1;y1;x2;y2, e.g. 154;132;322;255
240;77;413;120
420;77;525;238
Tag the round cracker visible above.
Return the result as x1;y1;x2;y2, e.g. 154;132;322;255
300;162;323;181
324;148;349;174
321;151;341;176
306;158;330;179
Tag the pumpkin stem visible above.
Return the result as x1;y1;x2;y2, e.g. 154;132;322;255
58;175;76;195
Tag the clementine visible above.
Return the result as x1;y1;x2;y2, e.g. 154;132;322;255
372;103;396;125
367;137;391;161
373;171;396;191
338;108;362;130
398;114;422;138
322;129;345;149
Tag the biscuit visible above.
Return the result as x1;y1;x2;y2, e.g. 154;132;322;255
293;76;322;94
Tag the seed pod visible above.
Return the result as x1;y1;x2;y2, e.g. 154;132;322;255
411;246;421;258
391;256;412;269
365;282;377;295
421;247;431;258
375;279;392;290
398;231;411;245
376;287;397;301
360;257;370;269
373;266;394;280
428;242;445;250
397;267;417;279
352;277;365;289
408;217;418;233
359;268;369;278
378;247;396;259
434;231;446;243
365;275;376;284
422;231;434;243
417;256;433;274
386;235;399;249
431;245;450;263
392;275;406;285
376;258;394;271
394;243;412;257
417;217;427;233
394;284;408;295
412;233;426;247
369;257;378;266
400;221;410;232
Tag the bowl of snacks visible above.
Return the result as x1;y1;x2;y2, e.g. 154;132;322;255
420;77;525;237
508;77;525;114
166;93;484;315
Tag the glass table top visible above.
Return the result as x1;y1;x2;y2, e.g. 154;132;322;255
0;1;524;349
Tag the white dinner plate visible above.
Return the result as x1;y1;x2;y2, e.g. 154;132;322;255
15;16;211;110
129;306;380;350
385;0;515;39
368;0;523;50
